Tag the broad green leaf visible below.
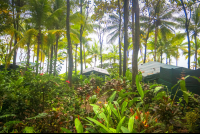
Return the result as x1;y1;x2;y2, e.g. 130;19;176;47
154;87;163;93
150;84;160;89
116;116;126;133
135;75;144;99
75;118;83;133
108;102;119;119
23;127;34;133
61;127;72;133
109;128;116;133
121;126;130;133
190;76;200;83
136;101;143;108
121;99;128;116
182;91;198;103
109;91;117;102
86;117;112;133
0;114;16;119
99;112;108;125
128;97;140;107
180;80;188;104
90;104;100;115
128;115;134;132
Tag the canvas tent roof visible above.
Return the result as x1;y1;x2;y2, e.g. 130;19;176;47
81;67;110;76
16;61;36;67
128;61;181;77
128;61;186;82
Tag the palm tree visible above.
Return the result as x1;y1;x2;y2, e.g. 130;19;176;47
66;0;73;87
190;4;200;70
123;0;129;77
151;1;176;61
182;39;200;69
26;0;50;75
86;40;100;67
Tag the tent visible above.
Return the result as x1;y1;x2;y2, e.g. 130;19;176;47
128;61;200;99
81;67;110;76
128;61;181;83
158;67;200;100
16;61;36;67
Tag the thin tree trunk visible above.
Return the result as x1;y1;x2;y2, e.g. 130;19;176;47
132;0;135;88
50;44;53;74
75;44;77;75
83;45;86;69
176;57;178;66
144;3;150;64
47;47;49;73
36;28;41;75
66;0;73;87
9;35;13;53
160;49;162;63
166;54;168;64
94;56;96;67
132;0;140;86
80;0;83;74
66;56;68;76
12;0;16;67
26;43;30;70
118;0;122;76
194;34;197;70
181;0;190;69
54;34;59;76
33;44;35;63
154;19;158;62
169;57;170;65
123;0;129;77
40;49;42;73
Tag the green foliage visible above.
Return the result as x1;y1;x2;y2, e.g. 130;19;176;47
0;68;200;133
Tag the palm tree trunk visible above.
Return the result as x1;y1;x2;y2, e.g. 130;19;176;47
118;0;122;76
160;49;162;63
80;0;83;74
50;44;53;74
66;0;73;87
144;5;150;64
36;28;41;75
83;45;86;69
66;56;68;76
154;19;158;62
75;44;77;75
132;0;135;88
123;0;129;77
194;33;197;70
33;44;35;63
94;56;97;67
40;50;42;73
26;43;30;70
132;0;140;86
181;0;190;69
47;47;49;73
54;34;59;76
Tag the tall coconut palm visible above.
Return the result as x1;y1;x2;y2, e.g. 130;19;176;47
66;0;73;87
123;0;129;77
151;1;176;61
190;4;200;70
182;39;200;68
86;40;100;67
26;0;50;75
